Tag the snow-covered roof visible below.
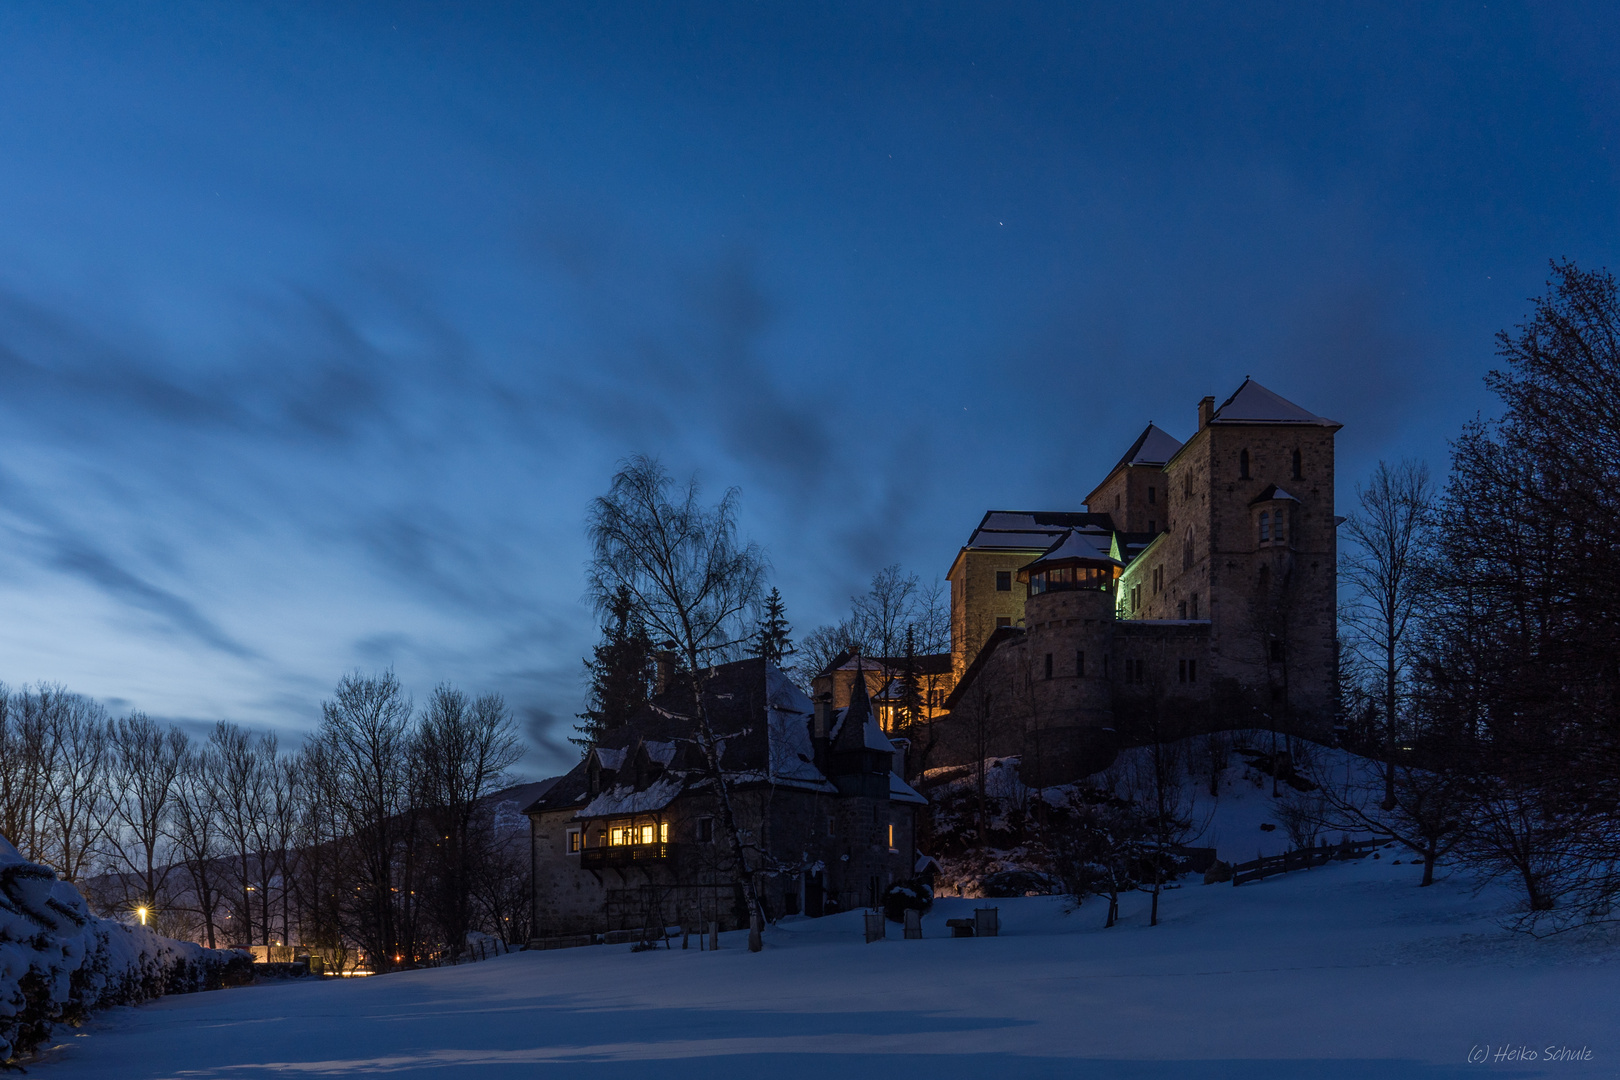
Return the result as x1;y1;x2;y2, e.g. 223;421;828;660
1210;378;1339;427
831;674;897;755
964;511;1114;551
764;665;835;788
890;772;927;805
1116;423;1184;468
643;740;679;767
1021;528;1122;573
576;774;685;818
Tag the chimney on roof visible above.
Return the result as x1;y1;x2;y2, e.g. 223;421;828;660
653;642;678;695
813;691;833;741
1198;395;1216;431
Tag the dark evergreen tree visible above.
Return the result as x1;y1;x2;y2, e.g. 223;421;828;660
897;624;923;733
573;585;655;751
748;587;796;667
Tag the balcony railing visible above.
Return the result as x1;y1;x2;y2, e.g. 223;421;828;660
580;842;677;869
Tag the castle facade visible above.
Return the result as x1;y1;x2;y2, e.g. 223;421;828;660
932;378;1341;782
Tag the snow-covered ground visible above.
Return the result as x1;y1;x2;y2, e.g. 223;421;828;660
32;854;1617;1079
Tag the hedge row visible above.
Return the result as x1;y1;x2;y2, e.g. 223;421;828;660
0;835;250;1064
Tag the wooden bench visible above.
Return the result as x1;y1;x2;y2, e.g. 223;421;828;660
945;908;1000;938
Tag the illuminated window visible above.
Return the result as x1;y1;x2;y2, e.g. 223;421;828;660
567;829;581;853
609;827;626;846
888;823;897;852
639;824;655;845
659;821;669;843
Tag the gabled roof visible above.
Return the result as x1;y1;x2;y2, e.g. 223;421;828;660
1113;423;1184;470
1210;378;1340;427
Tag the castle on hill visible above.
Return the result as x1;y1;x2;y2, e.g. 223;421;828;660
825;377;1342;785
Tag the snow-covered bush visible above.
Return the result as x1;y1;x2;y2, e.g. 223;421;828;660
881;879;934;923
0;833;247;1064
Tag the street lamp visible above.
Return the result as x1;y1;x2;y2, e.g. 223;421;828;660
136;906;149;926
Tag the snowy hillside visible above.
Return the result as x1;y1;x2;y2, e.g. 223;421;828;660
923;731;1390;895
31;852;1615;1079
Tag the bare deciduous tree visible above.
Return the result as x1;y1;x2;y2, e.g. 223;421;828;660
416;685;522;957
103;712;188;916
1341;460;1433;808
315;670;418;970
586;454;768;948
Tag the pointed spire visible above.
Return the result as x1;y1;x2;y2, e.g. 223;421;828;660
834;655;876;753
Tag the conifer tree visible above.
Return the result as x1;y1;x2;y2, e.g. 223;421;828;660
748;587;796;667
897;624;923;732
573;584;654;751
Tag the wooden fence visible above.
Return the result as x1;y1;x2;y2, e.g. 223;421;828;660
1231;836;1396;887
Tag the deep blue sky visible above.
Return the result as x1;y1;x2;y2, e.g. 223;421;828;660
1;2;1615;776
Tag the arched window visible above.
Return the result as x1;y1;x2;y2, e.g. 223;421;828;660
1259;510;1271;542
1239;449;1250;479
1291;448;1302;479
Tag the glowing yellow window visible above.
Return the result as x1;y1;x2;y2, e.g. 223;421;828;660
610;827;626;846
888;823;896;851
639;824;655;845
659;822;669;843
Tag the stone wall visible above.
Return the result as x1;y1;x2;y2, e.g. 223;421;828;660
949;549;1040;677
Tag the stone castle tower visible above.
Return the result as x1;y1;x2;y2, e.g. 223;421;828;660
937;379;1341;783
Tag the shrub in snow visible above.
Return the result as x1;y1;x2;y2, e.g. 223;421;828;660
882;879;934;923
0;834;248;1064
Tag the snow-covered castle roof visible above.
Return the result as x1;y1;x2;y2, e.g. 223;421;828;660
1210;378;1340;427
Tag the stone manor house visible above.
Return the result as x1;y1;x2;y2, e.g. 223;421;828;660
524;378;1339;938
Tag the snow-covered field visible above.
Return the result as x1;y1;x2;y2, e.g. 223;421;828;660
32;854;1617;1079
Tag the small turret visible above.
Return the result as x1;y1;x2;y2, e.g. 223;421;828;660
825;662;894;799
1016;529;1121;783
